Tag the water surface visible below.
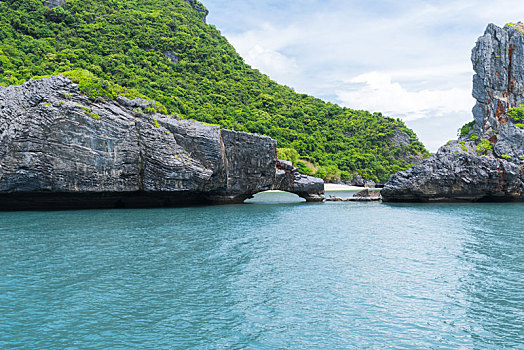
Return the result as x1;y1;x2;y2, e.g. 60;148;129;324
1;192;522;349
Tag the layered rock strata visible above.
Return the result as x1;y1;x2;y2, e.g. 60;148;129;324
0;76;324;210
383;23;524;202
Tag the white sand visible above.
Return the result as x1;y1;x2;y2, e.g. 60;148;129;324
324;184;365;191
256;184;368;193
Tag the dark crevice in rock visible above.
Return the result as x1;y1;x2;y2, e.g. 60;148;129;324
135;120;145;192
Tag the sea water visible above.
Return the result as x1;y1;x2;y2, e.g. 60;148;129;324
0;191;522;349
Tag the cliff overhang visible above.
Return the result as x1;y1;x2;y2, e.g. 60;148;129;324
0;76;324;210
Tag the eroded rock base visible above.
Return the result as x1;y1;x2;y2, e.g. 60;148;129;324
0;76;324;210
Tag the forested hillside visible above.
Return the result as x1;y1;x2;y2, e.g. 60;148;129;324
0;0;429;181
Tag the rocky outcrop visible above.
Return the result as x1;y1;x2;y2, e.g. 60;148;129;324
326;189;381;202
164;51;180;63
383;23;524;202
472;23;524;132
183;0;208;22
381;143;523;202
388;128;426;165
0;76;323;210
44;0;65;9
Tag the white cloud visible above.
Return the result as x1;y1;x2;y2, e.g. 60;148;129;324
337;72;474;122
230;43;300;84
226;23;302;86
336;72;476;151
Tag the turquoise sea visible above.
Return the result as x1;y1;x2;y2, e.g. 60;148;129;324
0;191;523;349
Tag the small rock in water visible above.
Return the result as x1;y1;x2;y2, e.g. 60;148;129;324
354;189;381;198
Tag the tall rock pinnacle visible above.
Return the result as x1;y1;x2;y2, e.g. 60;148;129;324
382;23;524;202
472;23;524;132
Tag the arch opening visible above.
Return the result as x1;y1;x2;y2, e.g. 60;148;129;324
244;191;306;204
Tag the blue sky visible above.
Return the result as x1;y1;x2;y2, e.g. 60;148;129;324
203;0;524;151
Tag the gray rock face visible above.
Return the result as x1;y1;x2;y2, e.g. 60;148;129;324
383;23;524;202
382;141;523;202
388;128;426;165
472;23;524;131
0;76;323;210
43;0;66;9
353;189;381;199
164;51;180;63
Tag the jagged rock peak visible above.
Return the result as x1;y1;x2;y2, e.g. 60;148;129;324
472;22;524;133
382;23;524;202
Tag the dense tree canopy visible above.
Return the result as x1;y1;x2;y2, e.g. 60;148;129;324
0;0;429;181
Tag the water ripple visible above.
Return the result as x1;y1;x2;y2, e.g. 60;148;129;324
0;193;522;349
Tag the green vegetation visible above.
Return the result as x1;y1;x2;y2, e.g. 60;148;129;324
508;104;524;122
470;132;479;141
81;106;100;120
277;148;300;164
0;0;429;181
476;139;493;155
501;154;511;160
87;111;100;120
277;148;317;175
458;120;475;137
62;69;167;113
296;160;316;176
153;118;160;128
507;22;524;35
507;105;524;128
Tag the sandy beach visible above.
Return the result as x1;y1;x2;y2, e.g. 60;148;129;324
264;184;368;193
324;184;366;191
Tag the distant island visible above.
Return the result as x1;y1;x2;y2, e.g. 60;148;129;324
2;0;522;207
0;0;427;187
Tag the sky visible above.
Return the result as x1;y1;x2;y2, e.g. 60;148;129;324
203;0;524;151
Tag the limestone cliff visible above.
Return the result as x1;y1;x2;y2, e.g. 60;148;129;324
382;23;524;202
0;76;323;210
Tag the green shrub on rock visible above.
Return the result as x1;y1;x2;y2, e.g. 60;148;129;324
458;120;476;137
508;104;524;122
277;148;299;164
296;160;314;175
476;139;493;155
